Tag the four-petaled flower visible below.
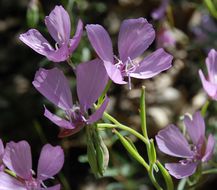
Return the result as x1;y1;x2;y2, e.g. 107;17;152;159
199;49;217;100
32;59;109;137
0;141;64;190
86;18;173;89
156;112;215;179
19;5;83;62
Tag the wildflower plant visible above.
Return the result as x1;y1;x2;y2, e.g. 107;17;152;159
1;2;217;190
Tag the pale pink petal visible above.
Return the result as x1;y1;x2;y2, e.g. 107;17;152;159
69;19;83;54
0;172;25;190
199;69;217;99
118;18;155;63
156;125;193;158
206;49;217;83
37;144;64;181
130;48;173;79
45;5;71;44
19;29;54;56
3;141;32;180
33;67;73;110
0;139;4;160
184;112;205;145
202;134;215;162
165;162;198;179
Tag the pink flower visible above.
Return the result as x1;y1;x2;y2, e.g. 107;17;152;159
20;5;83;62
0;141;64;190
199;49;217;100
156;112;215;179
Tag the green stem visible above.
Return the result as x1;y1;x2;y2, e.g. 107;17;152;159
201;100;210;117
97;122;149;146
202;168;217;175
113;129;150;171
113;129;162;190
140;86;148;139
98;80;112;106
157;161;174;190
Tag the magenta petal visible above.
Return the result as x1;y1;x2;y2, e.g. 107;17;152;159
86;24;114;64
87;97;109;124
165;162;198;179
76;59;108;111
118;18;155;63
206;49;217;84
199;69;217;98
41;184;61;190
184;112;205;145
44;107;74;129
19;29;54;56
45;5;71;44
0;172;25;190
3;141;32;179
202;134;215;162
33;67;73;110
156;124;193;158
151;0;169;20
37;144;64;181
130;48;173;79
69;19;83;54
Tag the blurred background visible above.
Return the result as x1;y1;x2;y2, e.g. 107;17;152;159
1;0;217;189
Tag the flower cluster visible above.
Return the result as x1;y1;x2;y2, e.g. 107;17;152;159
0;139;64;190
1;3;216;190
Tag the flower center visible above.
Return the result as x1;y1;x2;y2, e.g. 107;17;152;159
25;178;40;190
114;56;139;89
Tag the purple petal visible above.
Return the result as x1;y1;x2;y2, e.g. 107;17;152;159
155;124;193;158
45;43;71;62
69;19;83;54
118;18;155;63
206;49;217;84
3;141;32;180
184;112;205;146
151;0;169;20
19;29;54;56
86;24;114;64
44;107;74;129
87;97;109;124
45;5;71;44
165;162;198;179
202;134;215;162
199;69;217;99
33;67;73;110
130;48;173;79
0;139;4;160
41;184;61;190
104;61;126;84
0;172;25;190
37;144;64;181
76;59;108;111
